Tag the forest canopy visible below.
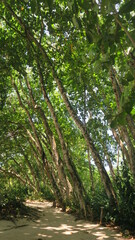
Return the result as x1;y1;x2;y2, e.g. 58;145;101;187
0;0;135;230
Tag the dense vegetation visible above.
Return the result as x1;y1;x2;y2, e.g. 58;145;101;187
0;0;135;232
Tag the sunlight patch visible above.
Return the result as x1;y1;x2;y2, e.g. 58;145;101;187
93;231;109;239
38;233;52;238
62;230;79;235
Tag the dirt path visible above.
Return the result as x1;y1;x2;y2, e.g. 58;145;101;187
0;201;126;240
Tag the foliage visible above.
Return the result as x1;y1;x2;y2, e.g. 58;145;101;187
0;174;27;218
0;0;135;231
115;165;135;230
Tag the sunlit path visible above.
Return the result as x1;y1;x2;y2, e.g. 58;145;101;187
0;201;125;240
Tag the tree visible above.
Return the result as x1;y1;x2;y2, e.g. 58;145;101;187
0;0;135;223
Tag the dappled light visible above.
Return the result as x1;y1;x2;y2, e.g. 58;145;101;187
0;201;124;240
0;0;135;237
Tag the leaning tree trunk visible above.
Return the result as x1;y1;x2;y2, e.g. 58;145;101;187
112;129;131;168
39;55;117;204
37;61;90;217
4;3;117;206
12;76;67;207
110;67;135;138
14;137;41;193
51;76;117;203
110;67;135;182
0;167;37;192
118;126;135;182
42;152;66;210
88;148;94;192
25;77;71;202
106;154;116;182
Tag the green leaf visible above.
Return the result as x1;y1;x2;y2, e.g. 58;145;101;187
110;111;127;128
30;0;37;13
78;0;90;10
119;0;135;14
123;101;133;114
72;16;79;28
125;72;134;82
47;0;53;12
130;30;135;42
86;31;93;44
131;107;135;116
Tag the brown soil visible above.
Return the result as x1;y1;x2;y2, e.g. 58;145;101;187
0;201;133;240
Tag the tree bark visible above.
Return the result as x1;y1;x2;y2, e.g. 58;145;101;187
37;61;91;217
118;126;135;181
11;75;68;207
0;167;37;192
4;3;117;206
110;67;135;139
25;77;71;201
110;68;135;182
88;148;94;192
42;154;66;210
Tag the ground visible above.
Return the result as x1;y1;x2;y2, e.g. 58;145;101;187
0;201;133;240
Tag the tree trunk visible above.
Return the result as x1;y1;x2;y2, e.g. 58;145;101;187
5;4;117;206
112;129;131;168
37;61;91;217
88;148;94;192
0;167;37;192
118;126;135;182
106;154;116;182
25;77;71;201
110;68;135;182
43;156;66;210
110;67;135;138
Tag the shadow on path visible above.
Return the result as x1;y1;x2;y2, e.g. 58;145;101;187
0;201;125;240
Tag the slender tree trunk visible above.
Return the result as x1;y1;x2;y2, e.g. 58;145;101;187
115;15;135;48
29;140;46;187
10;159;39;193
14;137;41;192
112;129;131;168
12;79;43;156
118;126;135;181
102;143;116;181
88;148;94;192
126;115;135;140
12;76;68;206
42;154;66;210
0;167;37;192
110;68;135;182
106;154;116;182
25;77;71;201
50;79;116;201
4;4;117;206
117;145;120;174
110;67;135;138
11;154;40;192
37;61;91;217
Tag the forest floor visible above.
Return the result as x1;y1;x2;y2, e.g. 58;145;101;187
0;200;134;240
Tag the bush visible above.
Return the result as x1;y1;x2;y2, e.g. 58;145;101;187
115;165;135;230
0;177;27;219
